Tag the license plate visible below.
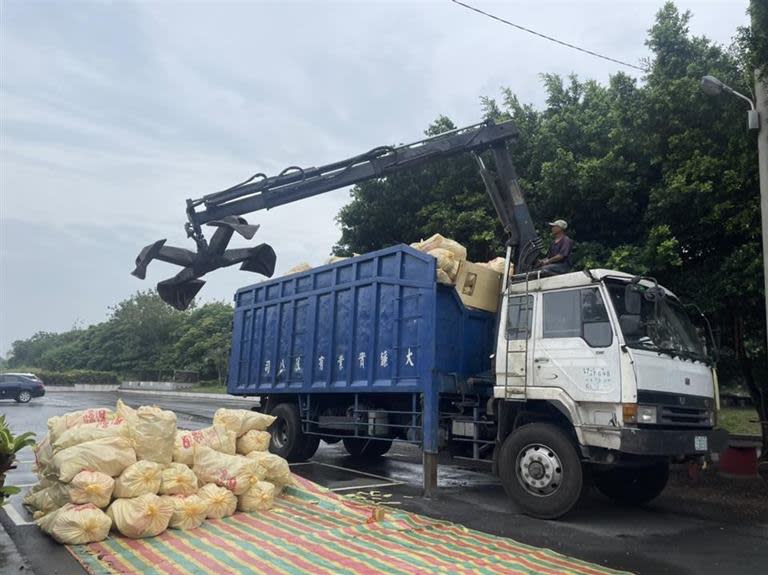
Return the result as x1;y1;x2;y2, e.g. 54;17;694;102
694;435;708;451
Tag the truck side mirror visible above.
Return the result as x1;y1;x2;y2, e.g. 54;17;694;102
624;284;642;315
619;314;643;337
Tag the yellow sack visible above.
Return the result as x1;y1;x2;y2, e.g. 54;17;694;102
48;408;116;443
284;262;312;275
107;493;173;539
34;434;56;478
436;269;453;285
163;494;208;530
25;476;55;496
36;503;111;544
411;234;467;262
236;430;271;455
130;406;177;464
23;481;70;514
53;418;127;453
427;248;460;280
213;408;276;437
116;399;138;426
482;257;508;275
246;452;293;489
237;481;276;513
113;461;163;498
173;425;236;466
193;446;264;495
197;484;237;519
53;436;137;483
159;463;198;496
69;471;115;508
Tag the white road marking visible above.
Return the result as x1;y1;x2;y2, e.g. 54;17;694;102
3;505;33;526
307;461;403;483
330;481;403;492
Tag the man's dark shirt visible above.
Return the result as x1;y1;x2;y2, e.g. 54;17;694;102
546;235;574;267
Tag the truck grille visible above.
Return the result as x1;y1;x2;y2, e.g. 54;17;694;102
659;405;710;427
637;390;713;429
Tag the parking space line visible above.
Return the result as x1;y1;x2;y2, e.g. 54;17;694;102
3;505;33;526
330;481;403;492
307;461;404;482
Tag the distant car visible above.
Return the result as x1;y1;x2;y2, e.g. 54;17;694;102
0;373;46;403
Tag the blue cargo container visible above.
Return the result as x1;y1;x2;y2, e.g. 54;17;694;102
228;244;496;462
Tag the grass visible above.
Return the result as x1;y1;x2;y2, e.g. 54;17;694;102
718;407;762;436
181;383;228;394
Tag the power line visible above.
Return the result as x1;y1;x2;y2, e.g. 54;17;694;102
449;0;647;72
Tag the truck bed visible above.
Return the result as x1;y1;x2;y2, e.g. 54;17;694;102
228;245;495;396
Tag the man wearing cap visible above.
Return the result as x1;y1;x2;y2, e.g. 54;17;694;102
536;219;574;275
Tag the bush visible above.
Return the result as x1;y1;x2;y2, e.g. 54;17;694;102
1;369;120;386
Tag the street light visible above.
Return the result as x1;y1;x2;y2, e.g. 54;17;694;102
702;73;768;478
700;75;760;130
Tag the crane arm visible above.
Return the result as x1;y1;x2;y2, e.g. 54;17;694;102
134;119;542;309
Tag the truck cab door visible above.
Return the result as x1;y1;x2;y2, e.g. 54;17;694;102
533;287;621;405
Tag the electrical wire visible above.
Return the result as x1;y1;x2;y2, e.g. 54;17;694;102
449;0;647;72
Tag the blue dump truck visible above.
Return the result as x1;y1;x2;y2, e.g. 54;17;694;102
136;120;726;518
228;245;495;472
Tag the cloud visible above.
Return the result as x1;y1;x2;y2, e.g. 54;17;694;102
0;0;749;354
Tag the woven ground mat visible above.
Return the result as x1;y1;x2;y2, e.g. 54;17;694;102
67;475;630;575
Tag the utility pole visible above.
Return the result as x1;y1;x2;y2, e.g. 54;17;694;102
757;73;768;357
752;2;768;475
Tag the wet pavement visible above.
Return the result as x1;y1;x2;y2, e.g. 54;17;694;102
1;390;767;575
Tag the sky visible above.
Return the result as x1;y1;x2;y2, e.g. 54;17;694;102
0;0;750;355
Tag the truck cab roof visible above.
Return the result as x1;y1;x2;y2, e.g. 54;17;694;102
507;269;677;297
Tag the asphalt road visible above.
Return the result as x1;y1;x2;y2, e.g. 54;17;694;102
2;390;767;575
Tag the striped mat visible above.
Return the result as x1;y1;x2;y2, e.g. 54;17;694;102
67;476;628;575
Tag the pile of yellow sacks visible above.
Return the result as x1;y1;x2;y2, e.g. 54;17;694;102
25;401;292;545
410;233;508;284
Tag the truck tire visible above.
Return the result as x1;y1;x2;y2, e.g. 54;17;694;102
268;403;317;462
594;461;669;505
342;437;392;458
498;423;583;519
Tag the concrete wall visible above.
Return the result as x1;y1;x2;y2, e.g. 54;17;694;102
46;384;121;392
121;381;197;391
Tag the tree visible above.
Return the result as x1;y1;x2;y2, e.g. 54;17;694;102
334;2;766;448
167;303;234;383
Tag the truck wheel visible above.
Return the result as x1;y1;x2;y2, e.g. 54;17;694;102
268;403;316;462
15;390;32;403
594;461;669;505
498;423;583;519
342;437;392;458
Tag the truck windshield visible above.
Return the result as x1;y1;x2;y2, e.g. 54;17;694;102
605;280;708;363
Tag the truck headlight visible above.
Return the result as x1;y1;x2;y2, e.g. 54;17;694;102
637;405;658;424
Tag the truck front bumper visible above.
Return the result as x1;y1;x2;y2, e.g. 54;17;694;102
620;427;729;456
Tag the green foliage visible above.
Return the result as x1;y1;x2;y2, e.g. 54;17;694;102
0;414;36;504
334;2;766;411
165;302;234;383
6;292;234;382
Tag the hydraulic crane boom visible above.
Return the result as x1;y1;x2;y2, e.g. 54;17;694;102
133;119;542;309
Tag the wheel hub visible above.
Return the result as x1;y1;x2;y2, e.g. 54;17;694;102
516;443;564;497
272;418;288;448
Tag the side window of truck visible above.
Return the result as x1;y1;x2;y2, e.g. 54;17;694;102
506;295;533;340
543;288;613;347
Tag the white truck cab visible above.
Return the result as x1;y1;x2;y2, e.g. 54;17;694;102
492;269;727;518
